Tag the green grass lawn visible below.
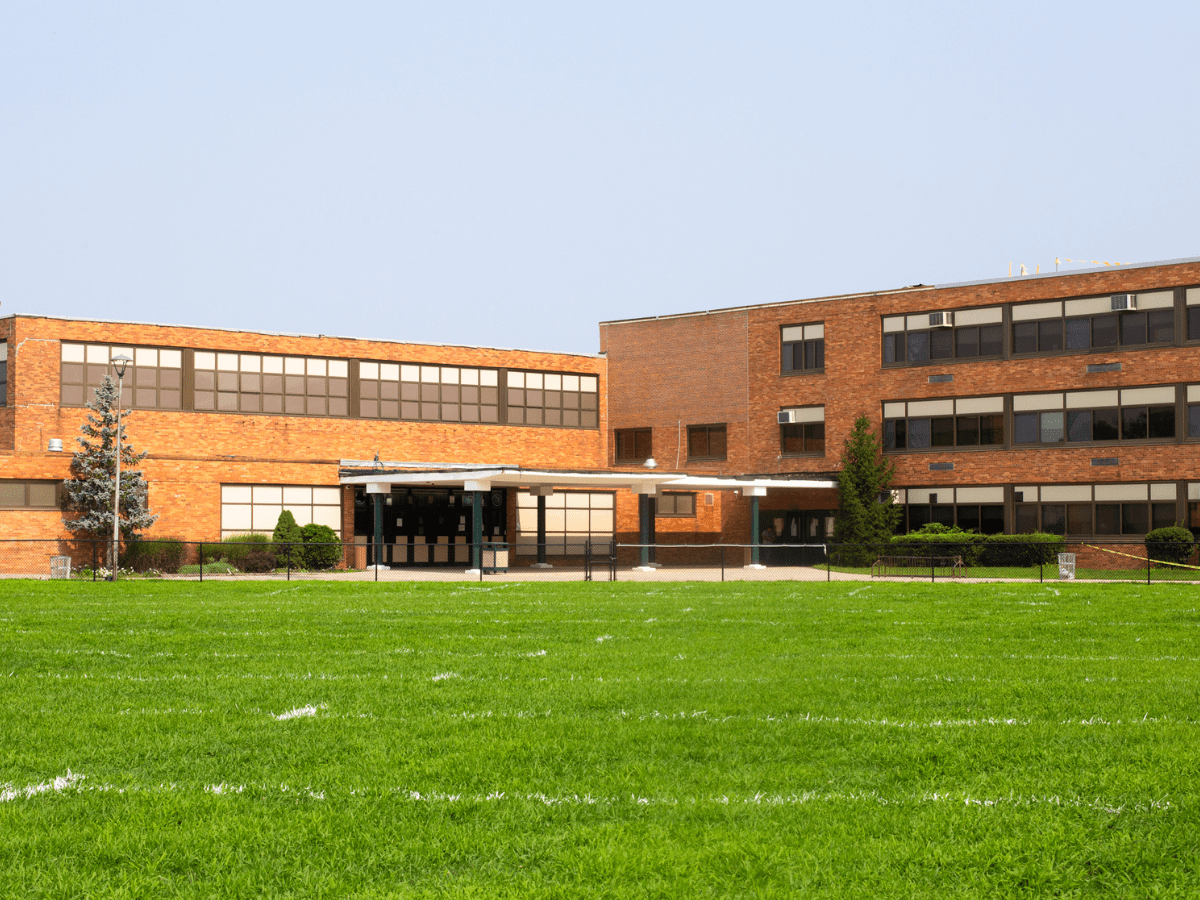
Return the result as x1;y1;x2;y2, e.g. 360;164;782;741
2;579;1199;897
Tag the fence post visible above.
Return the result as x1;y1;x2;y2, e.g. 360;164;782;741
1147;544;1151;585
1039;551;1043;583
199;542;203;582
826;545;831;582
479;542;484;582
287;545;291;582
931;554;935;584
720;545;725;583
92;539;97;582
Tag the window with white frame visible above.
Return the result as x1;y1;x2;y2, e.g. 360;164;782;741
514;491;614;555
220;484;343;538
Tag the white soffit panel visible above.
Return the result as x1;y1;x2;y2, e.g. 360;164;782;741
1063;297;1112;317
1094;484;1148;502
1138;290;1174;310
1121;386;1174;405
1065;390;1119;409
954;306;1002;326
1041;485;1092;502
955;396;1003;415
907;399;954;417
956;487;1004;503
1013;393;1063;412
1011;301;1062;321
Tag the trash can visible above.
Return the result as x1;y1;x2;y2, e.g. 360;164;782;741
50;556;72;580
1057;553;1075;581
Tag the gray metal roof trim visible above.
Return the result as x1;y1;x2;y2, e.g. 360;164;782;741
934;256;1200;291
7;314;604;360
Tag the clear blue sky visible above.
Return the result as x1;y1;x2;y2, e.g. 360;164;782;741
3;2;1197;356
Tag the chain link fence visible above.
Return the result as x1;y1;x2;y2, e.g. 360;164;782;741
1;538;1198;583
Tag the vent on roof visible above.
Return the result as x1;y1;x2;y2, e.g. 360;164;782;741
929;311;954;328
1111;293;1136;311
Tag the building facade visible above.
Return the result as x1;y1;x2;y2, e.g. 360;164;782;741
600;256;1200;545
4;255;1200;566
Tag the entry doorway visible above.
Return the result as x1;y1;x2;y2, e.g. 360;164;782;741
354;487;507;566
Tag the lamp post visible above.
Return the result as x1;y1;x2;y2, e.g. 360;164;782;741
109;354;132;581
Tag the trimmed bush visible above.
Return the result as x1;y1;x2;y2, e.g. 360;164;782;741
273;511;305;569
889;530;987;566
301;523;342;570
1146;526;1194;567
203;533;277;573
979;533;1065;568
178;560;238;575
120;537;188;574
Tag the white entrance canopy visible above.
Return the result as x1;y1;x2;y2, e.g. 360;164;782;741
339;461;836;495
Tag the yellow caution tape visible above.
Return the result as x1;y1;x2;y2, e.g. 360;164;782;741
1083;544;1200;571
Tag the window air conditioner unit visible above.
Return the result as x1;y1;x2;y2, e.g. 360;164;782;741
929;311;954;327
1111;293;1136;311
777;410;796;425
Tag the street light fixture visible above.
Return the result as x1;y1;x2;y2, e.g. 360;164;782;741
109;354;132;581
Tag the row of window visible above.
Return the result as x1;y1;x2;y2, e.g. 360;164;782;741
884;387;1200;452
879;288;1200;367
58;344;599;429
219;484;343;539
617;408;827;464
0;341;7;407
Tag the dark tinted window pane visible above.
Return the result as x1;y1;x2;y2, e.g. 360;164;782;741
1095;504;1120;535
1147;309;1173;343
1190;405;1200;438
781;424;803;453
979;414;1004;445
1189;307;1200;341
1040;411;1064;443
931;505;955;527
1015;504;1038;534
884;420;898;450
907;332;929;362
1038;320;1063;351
884;333;904;363
979;324;1003;356
955;327;979;358
1067;504;1093;536
1122;407;1148;440
1042;505;1066;535
1066;410;1092;442
907;505;930;531
810;340;824;369
929;329;953;360
781;343;796;372
1065;317;1090;350
805;422;825;454
931;417;954;447
1149;405;1175;439
1120;312;1147;345
893;419;907;449
1122;503;1149;535
956;415;980;446
957;505;980;532
1014;413;1039;444
1013;322;1038;353
908;418;931;449
1093;408;1119;441
1152;501;1176;530
1092;314;1118;347
981;506;1005;534
708;427;727;459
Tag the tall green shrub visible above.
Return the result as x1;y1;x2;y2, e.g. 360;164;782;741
273;511;304;568
832;415;900;565
301;523;341;570
978;533;1064;567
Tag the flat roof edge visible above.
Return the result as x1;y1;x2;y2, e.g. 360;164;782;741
934;255;1200;290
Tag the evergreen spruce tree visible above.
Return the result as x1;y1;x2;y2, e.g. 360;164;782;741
62;375;157;568
833;415;900;564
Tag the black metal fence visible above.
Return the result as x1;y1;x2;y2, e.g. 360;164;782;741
1;538;1198;583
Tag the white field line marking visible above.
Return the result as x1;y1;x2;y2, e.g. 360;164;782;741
273;703;326;721
12;777;1170;814
431;672;459;682
595;635;614;643
0;771;85;802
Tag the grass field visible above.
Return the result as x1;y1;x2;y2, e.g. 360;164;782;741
2;579;1199;897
